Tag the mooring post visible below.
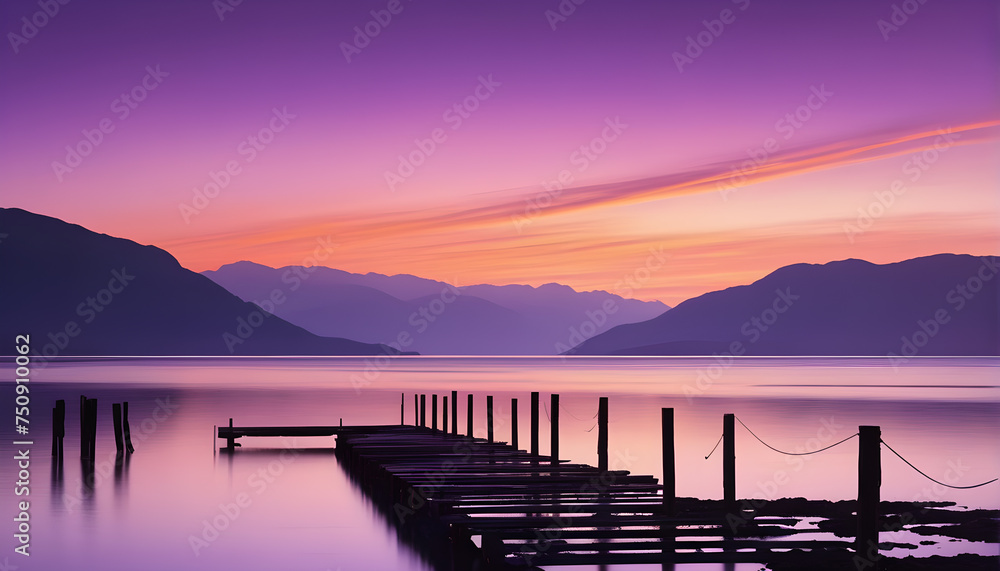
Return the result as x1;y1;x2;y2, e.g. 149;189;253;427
226;417;235;451
530;391;539;456
451;390;458;435
52;399;65;458
123;402;134;453
511;398;518;450
443;395;448;434
86;398;98;459
413;394;418;425
420;395;426;428
597;397;609;471
662;408;676;516
112;403;124;454
466;394;474;437
400;392;404;426
858;425;881;564
550;393;560;465
723;413;735;510
432;394;438;431
487;396;494;443
80;395;88;458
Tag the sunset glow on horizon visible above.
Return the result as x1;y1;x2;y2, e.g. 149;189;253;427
1;0;997;305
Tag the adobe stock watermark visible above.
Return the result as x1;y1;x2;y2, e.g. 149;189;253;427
30;267;136;370
544;0;587;31
672;0;751;73
843;127;959;243
222;236;337;353
340;0;414;63
179;107;296;224
555;246;668;357
7;0;72;54
51;65;169;182
512;116;628;233
384;75;500;192
685;287;799;401
349;280;464;393
718;84;833;201
877;0;930;41
188;440;301;555
887;256;998;370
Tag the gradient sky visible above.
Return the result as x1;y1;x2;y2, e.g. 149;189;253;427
1;0;997;304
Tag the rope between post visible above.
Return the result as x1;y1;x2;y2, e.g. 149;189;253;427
704;433;724;460
881;439;998;490
736;416;858;456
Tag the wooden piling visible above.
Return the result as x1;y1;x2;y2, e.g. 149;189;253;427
443;396;448;435
451;390;458;435
530;391;539;456
86;398;97;459
52;399;65;458
511;398;518;450
413;394;418;426
467;393;473;437
79;395;87;458
112;403;124;453
420;394;426;428
723;413;735;510
432;394;438;431
662;408;675;516
858;425;881;564
597;397;609;471
400;392;404;426
550;393;560;465
487;396;494;443
123;401;134;453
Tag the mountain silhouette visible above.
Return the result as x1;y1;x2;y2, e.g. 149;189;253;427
0;208;400;357
203;261;668;355
569;255;999;356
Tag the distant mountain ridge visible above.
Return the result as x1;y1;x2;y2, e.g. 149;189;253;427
569;254;999;356
0;208;399;357
203;261;669;355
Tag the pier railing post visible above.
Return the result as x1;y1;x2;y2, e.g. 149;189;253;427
530;392;539;457
723;413;735;510
467;393;473;438
597;397;608;471
662;408;675;516
451;390;458;435
858;425;881;566
550;394;559;465
432;394;438;431
511;398;518;450
443;395;448;434
487;396;494;443
420;394;426;428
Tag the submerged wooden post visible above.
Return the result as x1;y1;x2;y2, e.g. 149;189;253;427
511;398;518;450
432;394;438;431
662;408;675;515
858;425;881;564
597;397;609;471
550;393;559;465
466;394;474;437
530;391;539;456
112;403;124;453
123;402;134;454
443;396;448;434
400;392;404;425
451;390;458;435
79;395;88;458
723;413;735;510
52;399;65;457
420;394;426;428
487;396;494;443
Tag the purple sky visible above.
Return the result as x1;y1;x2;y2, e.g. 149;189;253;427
1;0;997;303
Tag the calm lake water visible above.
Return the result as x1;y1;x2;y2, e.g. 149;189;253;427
2;357;998;570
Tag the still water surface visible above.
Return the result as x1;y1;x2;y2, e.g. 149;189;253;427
2;357;997;570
